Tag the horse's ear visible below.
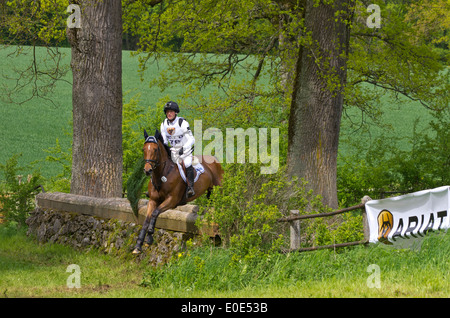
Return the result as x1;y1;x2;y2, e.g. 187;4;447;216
144;129;149;139
154;129;161;141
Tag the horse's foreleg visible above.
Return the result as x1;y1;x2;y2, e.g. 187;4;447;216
145;197;177;246
132;200;157;254
132;218;150;254
143;208;160;246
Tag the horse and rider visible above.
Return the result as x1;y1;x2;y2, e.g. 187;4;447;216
132;101;223;254
160;101;197;197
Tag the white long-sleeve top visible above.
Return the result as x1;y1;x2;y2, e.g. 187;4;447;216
160;116;195;155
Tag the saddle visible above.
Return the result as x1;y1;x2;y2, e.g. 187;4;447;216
146;157;204;198
176;157;205;184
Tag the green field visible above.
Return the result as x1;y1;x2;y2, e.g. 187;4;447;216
1;224;449;298
0;45;183;178
0;45;435;180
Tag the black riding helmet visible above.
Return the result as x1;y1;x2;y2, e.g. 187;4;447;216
164;101;180;114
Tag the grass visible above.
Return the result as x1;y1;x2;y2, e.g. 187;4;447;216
1;223;448;298
0;224;147;298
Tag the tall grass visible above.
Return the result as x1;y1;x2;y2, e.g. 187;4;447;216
1;223;448;297
141;230;450;297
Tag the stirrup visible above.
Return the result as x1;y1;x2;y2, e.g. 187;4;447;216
187;186;195;198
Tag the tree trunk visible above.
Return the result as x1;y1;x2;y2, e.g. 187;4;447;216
287;0;353;208
67;0;123;198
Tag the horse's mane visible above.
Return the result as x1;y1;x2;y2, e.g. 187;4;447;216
127;156;146;217
154;129;171;158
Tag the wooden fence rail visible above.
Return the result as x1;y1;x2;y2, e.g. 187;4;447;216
278;196;372;252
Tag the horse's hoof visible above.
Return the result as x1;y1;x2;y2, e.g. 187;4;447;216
144;236;154;246
132;247;142;255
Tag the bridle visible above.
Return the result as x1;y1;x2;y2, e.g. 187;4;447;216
144;136;161;172
144;135;172;192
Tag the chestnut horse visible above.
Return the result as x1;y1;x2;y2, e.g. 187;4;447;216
132;129;223;254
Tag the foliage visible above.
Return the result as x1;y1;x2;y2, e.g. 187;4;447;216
338;110;450;206
392;111;450;190
311;213;364;246
2;0;67;46
197;164;330;260
122;92;169;190
346;0;449;120
126;156;147;217
1;0;70;105
122;93;147;192
405;0;450;49
125;0;449;127
123;0;300;132
0;154;42;227
44;137;72;193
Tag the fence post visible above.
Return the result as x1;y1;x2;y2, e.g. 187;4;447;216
289;210;301;250
361;196;372;242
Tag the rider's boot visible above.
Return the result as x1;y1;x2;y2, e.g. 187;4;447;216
186;165;196;198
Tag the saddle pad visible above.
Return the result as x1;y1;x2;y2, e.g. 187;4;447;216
176;162;205;184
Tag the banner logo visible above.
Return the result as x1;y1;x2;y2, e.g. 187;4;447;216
377;209;393;244
366;186;450;245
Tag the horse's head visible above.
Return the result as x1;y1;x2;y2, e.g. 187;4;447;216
143;129;160;176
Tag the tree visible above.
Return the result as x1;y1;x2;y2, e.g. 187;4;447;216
287;0;354;208
2;0;124;198
122;0;295;128
287;0;449;207
67;0;123;197
124;0;449;208
124;0;352;207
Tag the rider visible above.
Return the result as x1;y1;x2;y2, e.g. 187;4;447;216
160;101;196;197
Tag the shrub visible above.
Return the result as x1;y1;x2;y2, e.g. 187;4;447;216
197;164;330;260
311;213;364;247
0;154;43;228
44;138;71;193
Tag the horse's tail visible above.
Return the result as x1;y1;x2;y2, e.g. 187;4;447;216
208;156;224;187
126;156;147;217
213;160;224;186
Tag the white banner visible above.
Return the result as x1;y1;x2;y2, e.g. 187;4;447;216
365;186;449;244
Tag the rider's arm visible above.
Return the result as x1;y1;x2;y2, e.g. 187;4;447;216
160;121;169;146
181;121;195;153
